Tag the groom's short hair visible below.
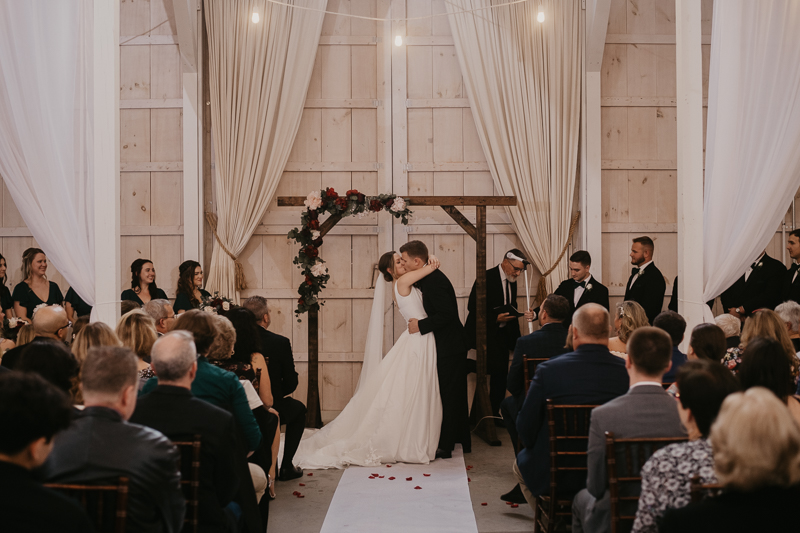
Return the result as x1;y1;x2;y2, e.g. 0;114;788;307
399;240;429;263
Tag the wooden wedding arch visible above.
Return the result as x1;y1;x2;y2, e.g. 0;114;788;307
277;195;517;446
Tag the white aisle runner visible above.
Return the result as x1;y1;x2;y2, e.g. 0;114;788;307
319;446;479;533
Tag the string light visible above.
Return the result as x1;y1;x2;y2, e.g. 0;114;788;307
394;35;403;46
537;8;545;23
252;11;260;23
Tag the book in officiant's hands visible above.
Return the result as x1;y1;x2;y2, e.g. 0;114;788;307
493;304;524;318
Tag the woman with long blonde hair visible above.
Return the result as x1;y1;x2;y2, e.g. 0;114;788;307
11;248;63;323
115;309;158;390
608;300;649;356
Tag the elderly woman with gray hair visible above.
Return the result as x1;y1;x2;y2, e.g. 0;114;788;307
775;300;800;353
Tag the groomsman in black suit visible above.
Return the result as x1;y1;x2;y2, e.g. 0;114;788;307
465;249;529;422
785;230;800;305
529;250;609;324
720;249;786;319
624;236;667;324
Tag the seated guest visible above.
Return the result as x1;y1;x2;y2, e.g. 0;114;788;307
15;323;35;346
530;251;610;323
514;304;629;510
624;237;667;325
16;340;79;401
572;327;686;533
0;253;13;319
131;331;241;532
2;305;72;369
43;346;185;533
71;314;89;340
784;229;800;304
142;310;263;454
632;360;740;533
724;309;798;376
64;286;92;322
661;388;800;532
12;248;63;323
121;258;169;306
720;250;786;319
72;322;121;366
121;299;140;315
500;294;569;504
774;300;800;353
116;309;158;390
715;314;742;349
687;323;727;362
174;261;211;314
243;296;307;482
738;336;800;426
0;373;92;532
143;299;176;336
653;310;687;383
608;301;649;356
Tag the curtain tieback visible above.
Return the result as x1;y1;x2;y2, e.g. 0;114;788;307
205;212;247;292
536;211;581;302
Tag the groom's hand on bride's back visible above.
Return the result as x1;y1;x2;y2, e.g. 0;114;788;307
408;318;420;333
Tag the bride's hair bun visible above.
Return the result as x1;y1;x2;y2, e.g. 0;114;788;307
378;251;396;282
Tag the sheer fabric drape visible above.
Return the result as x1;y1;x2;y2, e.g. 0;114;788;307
446;0;583;295
702;1;800;301
204;0;326;301
0;0;95;306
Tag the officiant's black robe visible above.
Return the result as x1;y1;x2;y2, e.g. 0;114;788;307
417;269;470;453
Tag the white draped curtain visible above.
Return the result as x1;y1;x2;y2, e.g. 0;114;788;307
204;0;326;301
446;0;582;296
0;0;95;306
703;1;800;302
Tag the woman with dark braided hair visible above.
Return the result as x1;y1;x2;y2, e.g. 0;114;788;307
174;260;210;314
120;258;168;306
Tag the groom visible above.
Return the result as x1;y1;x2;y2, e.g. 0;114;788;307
401;240;471;459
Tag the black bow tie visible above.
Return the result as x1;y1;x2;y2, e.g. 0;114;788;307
792;264;799;273
631;267;640;276
574;280;586;288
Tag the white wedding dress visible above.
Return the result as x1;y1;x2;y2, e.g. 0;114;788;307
293;282;443;468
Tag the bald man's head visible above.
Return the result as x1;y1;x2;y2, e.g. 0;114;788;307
572;303;610;346
32;305;70;341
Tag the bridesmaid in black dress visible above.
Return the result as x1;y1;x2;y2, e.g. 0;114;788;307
12;248;63;323
120;258;168;306
0;254;14;318
64;287;92;321
174;260;211;314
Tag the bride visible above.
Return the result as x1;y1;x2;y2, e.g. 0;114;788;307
292;251;443;468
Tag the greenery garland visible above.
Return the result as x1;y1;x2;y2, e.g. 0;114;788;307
288;188;412;318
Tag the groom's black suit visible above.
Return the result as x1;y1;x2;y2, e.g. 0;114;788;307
416;269;471;454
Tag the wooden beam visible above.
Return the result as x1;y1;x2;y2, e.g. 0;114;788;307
605;33;712;45
305;308;322;428
586;0;612;72
441;206;477;241
201;0;213;273
170;0;197;72
318;213;343;238
277;196;517;207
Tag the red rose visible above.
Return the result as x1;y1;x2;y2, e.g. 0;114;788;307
308;209;319;221
356;193;366;203
346;189;359;197
307;219;320;230
384;198;394;208
335;197;348;210
325;188;338;199
298;297;304;305
369;199;382;212
305;275;313;286
304;246;319;259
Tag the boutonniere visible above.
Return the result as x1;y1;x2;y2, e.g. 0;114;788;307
757;261;763;269
585;283;593;292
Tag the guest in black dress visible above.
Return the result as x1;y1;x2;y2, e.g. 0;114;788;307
174;260;211;314
120;258;168;305
0;253;14;318
11;248;63;322
64;287;92;321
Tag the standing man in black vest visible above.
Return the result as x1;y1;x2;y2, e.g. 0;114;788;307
465;249;529;423
785;229;800;305
720;249;786;318
624;236;667;325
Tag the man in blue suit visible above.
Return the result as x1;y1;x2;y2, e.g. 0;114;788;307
501;294;570;503
513;304;629;509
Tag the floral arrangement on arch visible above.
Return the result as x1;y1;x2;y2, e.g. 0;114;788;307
288;188;412;317
201;292;234;314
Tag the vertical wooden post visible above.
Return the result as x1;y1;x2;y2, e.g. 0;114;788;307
474;206;499;445
200;1;214;272
305;307;322;428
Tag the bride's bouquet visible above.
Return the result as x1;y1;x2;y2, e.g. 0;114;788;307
200;292;234;314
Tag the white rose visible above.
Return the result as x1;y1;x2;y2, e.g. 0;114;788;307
304;190;323;211
203;306;215;313
586;283;593;291
8;317;17;328
222;301;230;311
390;196;406;212
310;262;328;277
312;230;321;239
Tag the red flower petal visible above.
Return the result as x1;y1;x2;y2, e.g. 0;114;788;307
379;476;385;479
481;502;488;506
372;473;379;476
388;476;395;480
423;473;431;477
299;483;305;487
307;473;313;476
386;464;392;468
468;478;471;482
511;504;519;508
406;477;412;481
292;491;300;495
298;494;305;498
414;486;422;490
506;501;513;506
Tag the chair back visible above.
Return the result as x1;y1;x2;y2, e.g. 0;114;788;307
173;435;202;533
44;476;129;533
689;474;722;503
605;432;688;533
523;355;548;392
534;401;598;533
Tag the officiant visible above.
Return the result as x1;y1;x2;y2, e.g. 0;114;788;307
465;249;530;423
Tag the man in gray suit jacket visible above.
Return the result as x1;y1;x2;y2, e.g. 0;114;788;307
572;327;686;533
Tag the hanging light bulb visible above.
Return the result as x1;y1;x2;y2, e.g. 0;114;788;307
395;35;403;47
252;11;260;23
537;9;545;23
